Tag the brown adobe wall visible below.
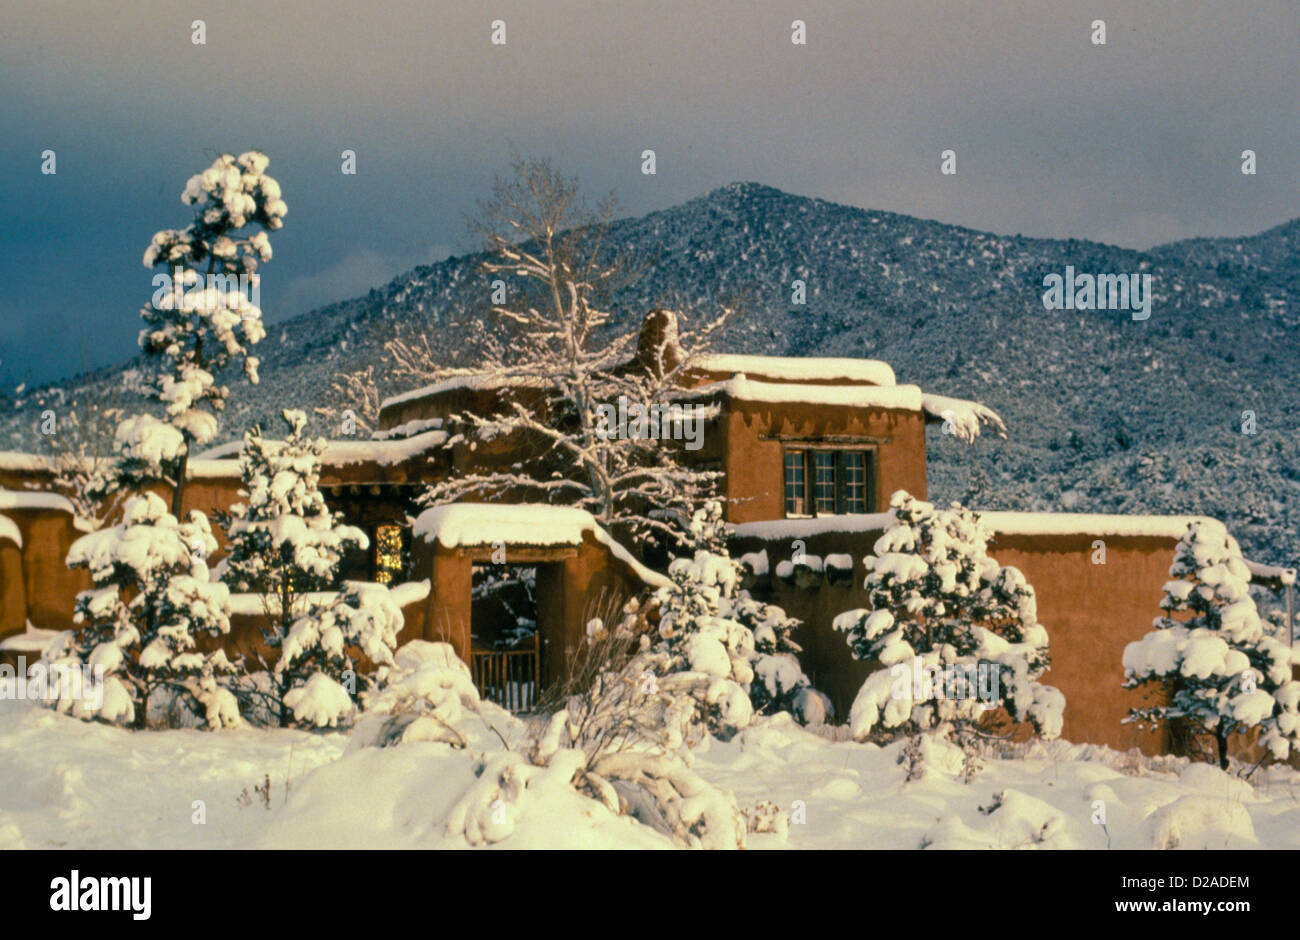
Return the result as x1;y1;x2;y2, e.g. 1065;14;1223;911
722;402;926;524
5;509;92;634
731;526;1175;755
0;541;26;638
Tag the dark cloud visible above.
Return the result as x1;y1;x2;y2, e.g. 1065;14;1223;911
1;0;1295;385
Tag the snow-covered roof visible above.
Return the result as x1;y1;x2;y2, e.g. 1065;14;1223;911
1246;560;1298;588
413;503;668;587
0;451;54;472
0;489;79;515
0;624;68;654
695;354;897;387
920;393;1008;443
0;513;21;547
688;376;924;411
188;429;449;478
380;374;548;412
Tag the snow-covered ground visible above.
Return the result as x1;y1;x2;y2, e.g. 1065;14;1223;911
5;696;1300;850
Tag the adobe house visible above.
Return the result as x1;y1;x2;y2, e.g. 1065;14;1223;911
0;309;1294;758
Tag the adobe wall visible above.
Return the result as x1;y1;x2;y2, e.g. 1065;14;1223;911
6;510;92;634
0;541;26;638
722;403;926;524
731;526;1175;755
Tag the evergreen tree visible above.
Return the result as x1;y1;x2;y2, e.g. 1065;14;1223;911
218;408;367;725
1123;520;1300;769
64;492;234;728
834;490;1064;744
125;151;286;513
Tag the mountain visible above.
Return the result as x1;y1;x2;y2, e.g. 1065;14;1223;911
6;182;1299;567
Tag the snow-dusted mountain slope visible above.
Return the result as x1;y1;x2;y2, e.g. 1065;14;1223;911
5;183;1298;563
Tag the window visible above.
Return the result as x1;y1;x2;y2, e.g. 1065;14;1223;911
782;448;874;517
784;450;806;516
373;524;405;585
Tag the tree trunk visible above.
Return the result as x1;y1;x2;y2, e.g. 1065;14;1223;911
171;449;189;518
1216;728;1229;770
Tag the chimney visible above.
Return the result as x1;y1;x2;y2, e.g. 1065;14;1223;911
636;309;684;377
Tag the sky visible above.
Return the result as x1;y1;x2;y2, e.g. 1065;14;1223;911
1;0;1296;386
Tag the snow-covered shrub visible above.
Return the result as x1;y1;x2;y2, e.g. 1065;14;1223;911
350;640;511;750
530;679;749;849
63;492;233;728
646;505;814;732
1123;520;1300;769
834;490;1064;745
218;408;367;725
275;581;405;728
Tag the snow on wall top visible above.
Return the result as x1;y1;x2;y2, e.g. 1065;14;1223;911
976;511;1216;539
413;503;668;587
733;510;1219;543
188;428;449;478
732;514;894;541
691;376;924;411
0;513;21;547
695;354;897;387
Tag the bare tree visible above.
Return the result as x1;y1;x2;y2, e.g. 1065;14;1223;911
408;157;739;549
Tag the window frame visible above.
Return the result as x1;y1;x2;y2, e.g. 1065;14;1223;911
781;446;876;518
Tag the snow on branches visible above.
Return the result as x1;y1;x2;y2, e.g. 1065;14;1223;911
834;490;1064;745
275;582;404;728
218;408;369;725
1123;520;1300;769
414;159;734;552
131;151;285;512
62;492;233;727
648;504;820;732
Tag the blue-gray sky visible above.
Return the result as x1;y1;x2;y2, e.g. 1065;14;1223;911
1;0;1296;386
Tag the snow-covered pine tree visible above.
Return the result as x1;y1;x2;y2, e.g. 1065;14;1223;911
218;408;368;725
63;492;235;728
411;158;735;552
276;582;405;728
648;503;817;730
834;490;1064;745
1123;519;1300;769
125;151;285;513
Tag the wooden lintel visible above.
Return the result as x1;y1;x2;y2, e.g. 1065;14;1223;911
759;434;889;446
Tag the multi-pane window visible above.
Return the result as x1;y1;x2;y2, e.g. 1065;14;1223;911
783;448;873;517
783;450;806;516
